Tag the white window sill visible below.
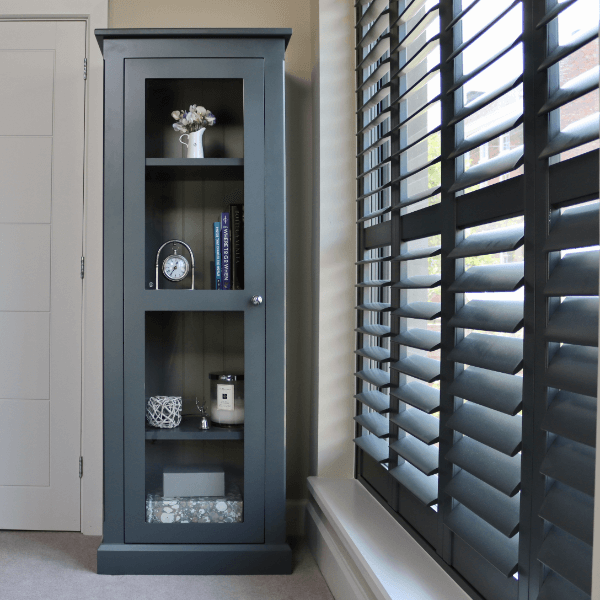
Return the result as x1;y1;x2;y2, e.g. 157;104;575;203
307;477;470;600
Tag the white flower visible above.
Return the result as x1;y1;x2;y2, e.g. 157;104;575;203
189;104;197;113
206;114;216;126
171;110;181;120
196;106;207;116
173;123;187;133
180;118;188;126
187;112;199;123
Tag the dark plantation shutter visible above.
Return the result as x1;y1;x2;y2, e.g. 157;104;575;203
531;1;599;598
354;1;598;599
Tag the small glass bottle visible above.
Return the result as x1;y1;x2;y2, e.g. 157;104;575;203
209;373;244;427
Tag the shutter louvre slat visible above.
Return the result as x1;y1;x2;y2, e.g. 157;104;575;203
389;436;439;475
390;409;439;444
542;390;597;448
357;279;392;288
544;250;600;297
356;345;392;362
449;262;524;293
448;225;524;259
544;203;599;252
356;0;389;29
356;323;393;337
393;245;441;261
393;301;441;320
393;274;441;289
537;572;590;600
354;434;390;463
449;74;522;126
390;381;440;413
356;10;390;49
540;113;600;159
540;437;596;497
538;528;592;596
536;0;579;29
447;35;522;95
445;504;519;577
445;470;520;537
392;355;440;383
446;0;521;63
392;5;439;53
394;185;441;209
445;437;521;496
448;332;523;375
356;302;393;311
449;146;524;193
448;366;523;415
389;462;438;506
546;344;598;398
538;23;600;72
355;390;391;414
357;205;392;223
356;34;391;72
545;298;599;347
539;482;594;546
539;66;600;115
354;412;390;438
355;368;391;388
393;328;441;351
448;115;522;160
449;300;523;333
446;403;522;456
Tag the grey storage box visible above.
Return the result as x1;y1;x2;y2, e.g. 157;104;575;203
163;466;225;497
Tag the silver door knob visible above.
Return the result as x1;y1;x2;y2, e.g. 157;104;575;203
251;295;263;306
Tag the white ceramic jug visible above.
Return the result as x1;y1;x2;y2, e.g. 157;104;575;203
179;127;206;158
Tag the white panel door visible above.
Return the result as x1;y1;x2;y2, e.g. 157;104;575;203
0;21;85;530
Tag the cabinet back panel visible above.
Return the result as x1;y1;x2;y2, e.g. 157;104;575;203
145;311;244;417
146;179;244;290
146;79;244;159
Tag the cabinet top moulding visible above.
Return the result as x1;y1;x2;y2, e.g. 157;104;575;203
146;159;244;181
95;28;292;52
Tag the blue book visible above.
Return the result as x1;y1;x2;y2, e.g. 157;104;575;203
213;222;222;290
221;212;231;290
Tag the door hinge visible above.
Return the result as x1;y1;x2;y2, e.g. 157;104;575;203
79;456;83;478
80;256;85;279
83;58;87;80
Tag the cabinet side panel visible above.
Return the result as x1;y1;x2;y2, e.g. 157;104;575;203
102;44;125;544
264;40;287;545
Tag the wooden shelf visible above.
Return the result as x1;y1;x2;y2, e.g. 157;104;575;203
146;158;244;181
146;417;244;440
141;289;250;311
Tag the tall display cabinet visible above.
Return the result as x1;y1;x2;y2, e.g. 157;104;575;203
95;29;292;575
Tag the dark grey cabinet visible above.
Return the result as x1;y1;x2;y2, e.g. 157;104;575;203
96;29;292;575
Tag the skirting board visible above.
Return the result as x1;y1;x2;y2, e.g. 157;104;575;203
306;500;377;600
97;543;292;575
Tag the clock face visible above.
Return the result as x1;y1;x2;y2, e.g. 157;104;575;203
162;254;190;281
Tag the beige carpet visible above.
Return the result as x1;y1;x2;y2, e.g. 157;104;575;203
0;532;333;600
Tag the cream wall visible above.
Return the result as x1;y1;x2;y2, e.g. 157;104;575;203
108;0;313;503
310;0;356;479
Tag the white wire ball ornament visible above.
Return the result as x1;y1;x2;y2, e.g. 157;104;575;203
146;396;182;428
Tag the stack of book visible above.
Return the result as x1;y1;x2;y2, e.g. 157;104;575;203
214;204;244;290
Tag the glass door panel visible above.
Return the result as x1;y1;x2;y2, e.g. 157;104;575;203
123;58;265;544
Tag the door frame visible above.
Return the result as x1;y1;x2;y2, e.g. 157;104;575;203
0;0;108;535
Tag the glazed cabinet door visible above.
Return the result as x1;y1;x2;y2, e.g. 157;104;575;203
122;58;266;544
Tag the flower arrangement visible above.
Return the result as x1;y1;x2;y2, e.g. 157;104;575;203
171;105;216;133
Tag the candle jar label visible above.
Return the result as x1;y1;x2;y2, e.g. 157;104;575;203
216;384;235;411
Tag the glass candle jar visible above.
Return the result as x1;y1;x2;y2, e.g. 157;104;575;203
209;373;244;426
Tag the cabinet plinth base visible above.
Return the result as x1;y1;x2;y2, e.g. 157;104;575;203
97;542;292;575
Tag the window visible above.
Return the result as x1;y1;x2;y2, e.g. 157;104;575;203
354;1;599;599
